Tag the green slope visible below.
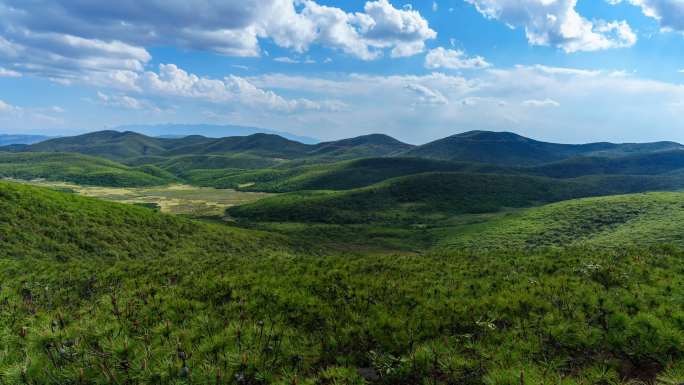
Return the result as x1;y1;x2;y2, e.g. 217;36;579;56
202;157;508;192
441;191;684;250
0;152;174;187
228;172;684;223
6;182;684;383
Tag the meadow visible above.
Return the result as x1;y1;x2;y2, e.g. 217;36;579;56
7;179;270;218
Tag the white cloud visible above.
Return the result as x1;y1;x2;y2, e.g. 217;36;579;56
242;65;684;144
96;91;157;111
0;67;20;77
360;0;437;57
465;0;637;52
0;99;64;127
0;99;19;112
425;47;491;70
0;0;436;84
405;83;448;105
608;0;684;32
274;57;300;64
432;1;438;12
522;98;560;107
136;64;345;113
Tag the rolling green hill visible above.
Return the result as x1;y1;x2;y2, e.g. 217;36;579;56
0;152;175;187
441;192;684;250
199;157;510;192
24;131;175;160
228;171;684;223
308;134;414;160
5;181;684;383
404;130;684;165
16;130;414;164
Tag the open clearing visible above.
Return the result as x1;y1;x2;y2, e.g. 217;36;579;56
4;178;272;217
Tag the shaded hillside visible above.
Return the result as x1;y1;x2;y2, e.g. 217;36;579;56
228;172;684;223
308;134;414;160
404;130;684;165
199;157;510;192
165;133;313;159
530;150;684;178
0;152;175;187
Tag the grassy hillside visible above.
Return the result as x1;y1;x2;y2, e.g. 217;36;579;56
228;172;684;223
308;134;414;160
405;130;684;166
26;131;174;160
183;157;511;192
0;152;174;187
440;192;684;250
5;181;684;383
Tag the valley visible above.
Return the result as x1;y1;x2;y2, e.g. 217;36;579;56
4;129;684;384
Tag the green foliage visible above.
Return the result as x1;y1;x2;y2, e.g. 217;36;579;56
228;172;684;224
0;152;175;187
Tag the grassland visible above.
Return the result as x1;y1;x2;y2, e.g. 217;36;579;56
6;181;684;384
9;180;271;218
438;191;684;251
10;129;684;384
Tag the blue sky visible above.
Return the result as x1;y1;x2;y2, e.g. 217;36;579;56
1;0;684;144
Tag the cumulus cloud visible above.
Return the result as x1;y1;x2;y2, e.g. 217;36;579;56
0;0;436;83
136;64;345;113
244;65;684;143
608;0;684;32
425;47;491;70
465;0;637;52
360;0;437;57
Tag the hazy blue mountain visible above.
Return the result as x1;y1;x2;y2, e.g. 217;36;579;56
116;124;319;144
0;134;51;146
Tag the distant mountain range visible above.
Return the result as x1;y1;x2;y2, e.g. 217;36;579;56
115;124;320;144
6;129;684;167
0;134;51;146
404;130;684;165
5;130;411;162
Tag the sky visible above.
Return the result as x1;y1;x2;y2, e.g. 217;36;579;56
1;0;684;144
